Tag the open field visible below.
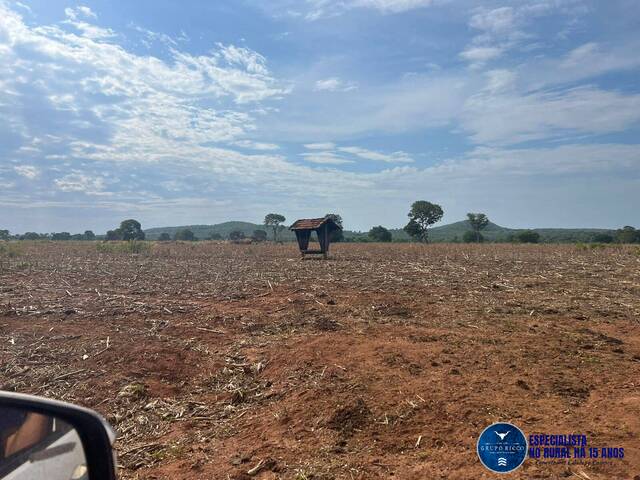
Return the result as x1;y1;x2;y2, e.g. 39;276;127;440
1;242;639;479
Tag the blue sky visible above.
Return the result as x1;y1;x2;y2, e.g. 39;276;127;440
1;0;639;233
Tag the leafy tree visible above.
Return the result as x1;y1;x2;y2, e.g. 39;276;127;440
229;230;245;241
208;232;223;240
466;213;489;243
21;232;41;240
119;219;145;241
84;230;96;240
591;233;613;243
252;230;267;242
105;230;121;241
51;232;71;241
174;229;196;241
404;201;444;243
264;213;286;241
324;213;344;242
368;225;392;242
463;231;484;243
616;226;640;244
0;230;9;240
158;233;171;241
516;230;540;243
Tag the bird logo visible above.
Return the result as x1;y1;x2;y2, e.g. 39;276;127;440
495;431;510;441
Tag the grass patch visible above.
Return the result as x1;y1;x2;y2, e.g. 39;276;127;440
0;242;23;258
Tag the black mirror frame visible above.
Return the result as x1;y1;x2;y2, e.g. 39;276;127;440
0;391;117;480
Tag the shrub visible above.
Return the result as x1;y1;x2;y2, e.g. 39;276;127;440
516;230;540;243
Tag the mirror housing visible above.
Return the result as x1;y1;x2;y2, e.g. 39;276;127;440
0;391;117;480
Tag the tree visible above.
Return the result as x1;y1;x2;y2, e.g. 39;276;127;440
208;232;223;240
51;232;71;241
84;230;96;241
404;201;444;243
324;213;344;242
252;230;267;242
368;226;392;242
105;230;121;241
591;232;613;243
119;219;145;241
0;230;9;240
21;232;41;240
466;213;489;243
616;226;640;244
158;233;171;241
516;230;540;243
264;213;286;241
174;229;196;241
229;230;245;241
463;231;484;243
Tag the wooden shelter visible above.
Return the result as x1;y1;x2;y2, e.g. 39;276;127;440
290;217;342;259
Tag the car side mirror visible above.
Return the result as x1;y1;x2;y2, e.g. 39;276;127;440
0;391;117;480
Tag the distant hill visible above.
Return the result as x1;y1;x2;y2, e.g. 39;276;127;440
145;220;616;243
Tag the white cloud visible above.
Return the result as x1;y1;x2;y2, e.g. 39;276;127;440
314;77;358;92
231;140;280;150
339;146;413;163
300;152;354;165
484;69;516;93
304;142;336;150
303;0;443;19
14;165;40;179
54;173;109;195
459;46;503;65
463;86;640;145
64;6;97;21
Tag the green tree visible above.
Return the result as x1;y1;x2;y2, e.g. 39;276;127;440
119;219;145;241
466;213;489;243
174;229;196;241
158;233;171;241
105;230;121;241
51;232;71;241
616;226;639;243
264;213;286;241
404;201;444;243
208;232;223;240
591;232;613;243
516;230;540;243
368;226;392;242
252;230;267;242
229;230;245;241
84;230;96;241
0;230;9;240
21;232;41;240
324;213;344;242
463;231;484;243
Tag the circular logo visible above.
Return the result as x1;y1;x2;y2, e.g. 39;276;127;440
477;422;528;473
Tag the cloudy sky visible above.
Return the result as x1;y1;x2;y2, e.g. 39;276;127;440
1;0;639;233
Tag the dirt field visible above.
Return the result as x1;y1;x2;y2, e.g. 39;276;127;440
1;242;639;479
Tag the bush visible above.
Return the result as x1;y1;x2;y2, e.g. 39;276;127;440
158;233;171;241
591;233;613;243
368;226;392;242
96;240;150;254
229;230;245;241
252;230;267;242
515;230;540;243
174;229;196;241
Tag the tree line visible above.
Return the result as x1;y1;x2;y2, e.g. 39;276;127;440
2;206;639;244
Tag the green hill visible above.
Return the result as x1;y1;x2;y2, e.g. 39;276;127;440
145;220;616;243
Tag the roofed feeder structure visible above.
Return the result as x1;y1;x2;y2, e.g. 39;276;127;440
290;217;342;259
